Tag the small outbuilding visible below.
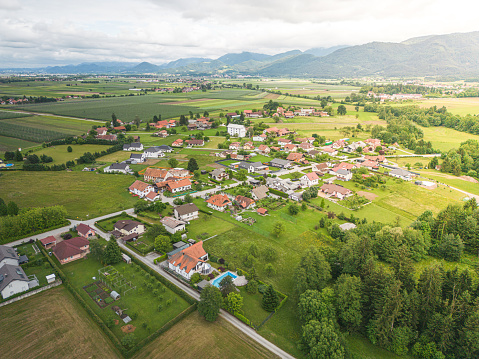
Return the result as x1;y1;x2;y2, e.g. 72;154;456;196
46;274;56;283
110;290;121;300
122;253;131;264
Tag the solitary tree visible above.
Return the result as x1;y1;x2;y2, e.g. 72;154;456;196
6;201;19;216
187;158;199;172
219;275;236;297
103;238;122;265
67;146;73;153
168;158;179;168
337;105;347;116
262;284;279;312
198;285;223;322
272;222;285;237
154;235;171;254
224;292;243;313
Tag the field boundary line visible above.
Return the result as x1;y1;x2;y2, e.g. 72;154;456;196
0;280;62;308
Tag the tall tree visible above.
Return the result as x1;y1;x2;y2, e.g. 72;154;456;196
103;238;122;265
224;292;243;313
187;158;199;172
298;288;335;324
198;285;223;322
334;274;363;331
154;235;171;254
219;275;236;297
6;201;19;216
295;247;331;294
0;198;7;216
262;284;279;312
168;158;179;168
301;319;345;359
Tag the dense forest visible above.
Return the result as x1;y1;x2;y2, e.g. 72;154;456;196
296;200;479;359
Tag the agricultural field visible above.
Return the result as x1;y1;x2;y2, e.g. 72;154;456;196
0;135;39;152
0;286;120;358
416;97;479;116
420;125;479;152
0;171;138;219
62;254;191;343
133;312;279;359
30;144;114;165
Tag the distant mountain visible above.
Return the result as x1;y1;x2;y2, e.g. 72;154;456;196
43;62;137;74
304;46;349;57
161;57;211;69
217;52;272;66
131;62;160;72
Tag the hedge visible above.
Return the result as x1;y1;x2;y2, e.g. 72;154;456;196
125;241;154;256
268;188;288;198
233;311;255;328
153;254;167;264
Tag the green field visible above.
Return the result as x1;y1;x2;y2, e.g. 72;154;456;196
0;134;39;151
420;125;479;152
32;144;115;164
0;171;138;219
62;253;191;343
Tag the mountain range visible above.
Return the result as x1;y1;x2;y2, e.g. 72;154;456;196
3;31;479;78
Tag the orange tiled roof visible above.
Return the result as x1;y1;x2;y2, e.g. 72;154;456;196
206;194;231;207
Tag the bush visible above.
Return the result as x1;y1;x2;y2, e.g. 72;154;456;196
258;284;267;294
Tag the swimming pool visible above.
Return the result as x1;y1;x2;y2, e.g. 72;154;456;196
211;271;237;287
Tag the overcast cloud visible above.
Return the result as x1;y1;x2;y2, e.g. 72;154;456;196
0;0;477;67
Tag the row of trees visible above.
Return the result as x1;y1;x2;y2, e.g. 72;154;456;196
0;198;19;217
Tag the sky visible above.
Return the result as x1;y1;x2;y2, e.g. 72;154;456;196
1;0;478;67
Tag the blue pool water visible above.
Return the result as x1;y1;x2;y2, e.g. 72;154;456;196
5;164;13;167
211;271;237;287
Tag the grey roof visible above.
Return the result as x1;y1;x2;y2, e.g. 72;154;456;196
269;158;291;167
158;145;172;151
130;143;143;149
250;161;264;168
161;216;186;229
0;264;28;292
109;163;128;170
210;168;226;177
339;223;357;231
122;144;130;150
167;243;191;257
390;168;412;177
336;169;351;176
130;153;143;160
114;220;142;232
0;245;18;263
145;146;161;153
18;255;29;264
174;203;199;216
197;279;211;290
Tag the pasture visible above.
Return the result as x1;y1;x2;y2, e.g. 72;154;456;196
416;97;479;116
32;144;115;164
0;286;120;358
0;171;138;219
420;125;479;151
0;135;39;152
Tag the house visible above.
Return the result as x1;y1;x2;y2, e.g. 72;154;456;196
143;168;169;182
155;130;168;138
266;177;300;193
257;208;268;216
258;144;270;155
235;195;255;210
283;144;297;152
243;142;255;151
210;168;229;181
284;111;294;118
114;126;126;131
95;127;108;136
238;161;267;173
104;163;130;174
253;134;267;142
123;143;144;151
320;183;353;199
174;203;199;221
168;241;209;280
158;145;173;153
161;217;186;234
332;139;346;149
40;236;56;249
289;192;303;202
332;162;357;172
129;180;155;198
300;172;319;187
287;152;304;162
252;185;269;200
227;124;246;137
114;220;145;236
312;162;329;175
278;139;292;147
360;160;379;170
172;139;183;147
0;245;20;267
321;146;338;156
299;142;315;152
389;168;415;181
129;153;145;164
0;263;37;299
144;147;166;158
53;237;90;265
145;191;160;201
335;169;353;181
206;194;231;211
269;158;292;169
168;168;190;178
366;139;381;148
76;223;96;238
166;178;192;193
186;139;205;147
95;134;117;141
229;142;241;150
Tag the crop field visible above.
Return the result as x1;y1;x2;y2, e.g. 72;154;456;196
0;171;138;219
416;97;479;116
32;144;114;164
420;125;479;151
133;312;278;359
0;286;120;358
0;135;39;152
0;110;34;120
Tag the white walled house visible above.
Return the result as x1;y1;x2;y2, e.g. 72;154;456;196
144;147;166;158
129;180;155;198
300;172;320;188
227;124;246;138
174;203;199;221
168;241;210;280
161;217;186;234
0;245;19;267
104;163;130;174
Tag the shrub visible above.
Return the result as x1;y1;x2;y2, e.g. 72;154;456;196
258;284;267;294
157;304;163;311
246;279;258;294
218;258;225;264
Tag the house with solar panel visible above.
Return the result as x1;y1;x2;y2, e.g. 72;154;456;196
0;245;39;299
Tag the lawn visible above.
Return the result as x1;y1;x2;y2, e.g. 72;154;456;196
0;286;120;358
62;253;191;343
238;286;270;327
133;311;279;359
0;171;138;220
186;212;235;240
96;213;137;231
420;125;479;152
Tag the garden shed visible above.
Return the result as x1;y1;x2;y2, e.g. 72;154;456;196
110;291;121;300
122;253;131;264
46;274;56;283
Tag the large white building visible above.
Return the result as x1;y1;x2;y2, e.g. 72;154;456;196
0;245;39;299
227;124;246;138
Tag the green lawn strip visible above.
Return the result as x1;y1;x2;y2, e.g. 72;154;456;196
0;171;137;220
30;144;114;165
237;286;270;327
186;212;235;240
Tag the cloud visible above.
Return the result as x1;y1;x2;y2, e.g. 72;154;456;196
0;0;477;67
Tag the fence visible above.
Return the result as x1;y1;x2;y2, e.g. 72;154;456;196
0;280;62;308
